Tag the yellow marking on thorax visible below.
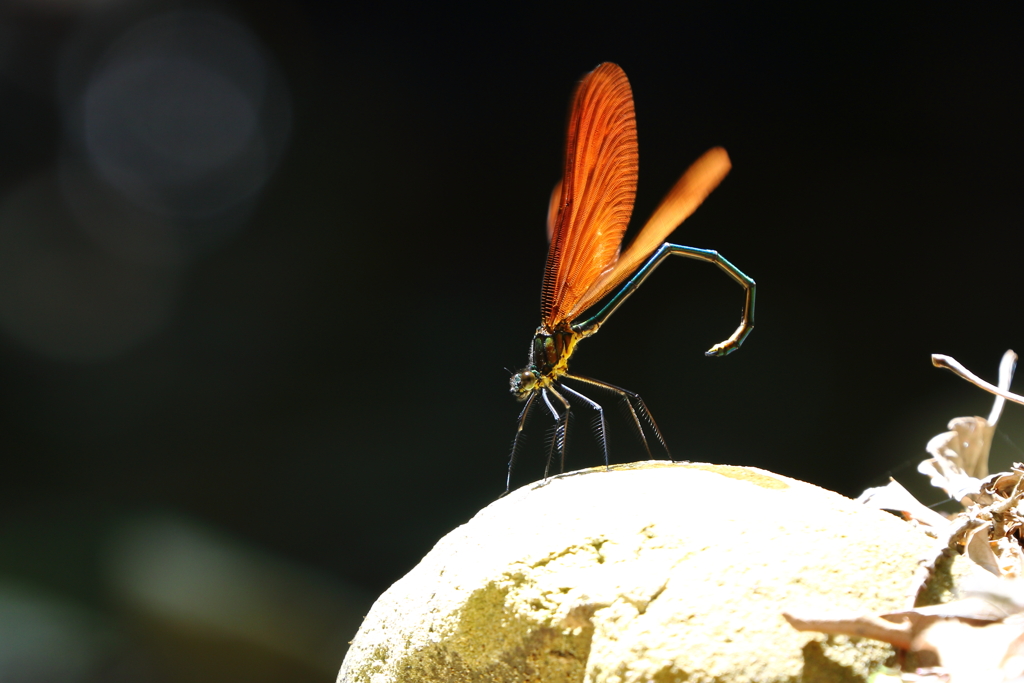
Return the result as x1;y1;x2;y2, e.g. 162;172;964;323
540;328;584;384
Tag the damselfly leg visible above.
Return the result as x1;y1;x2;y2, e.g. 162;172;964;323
564;374;668;460
540;385;571;479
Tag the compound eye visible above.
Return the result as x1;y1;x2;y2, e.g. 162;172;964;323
510;371;537;395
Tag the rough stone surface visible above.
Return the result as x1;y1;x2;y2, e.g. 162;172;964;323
338;462;942;683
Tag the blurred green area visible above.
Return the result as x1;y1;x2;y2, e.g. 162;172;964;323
0;510;369;682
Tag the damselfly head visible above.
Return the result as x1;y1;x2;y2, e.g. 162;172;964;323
510;370;539;400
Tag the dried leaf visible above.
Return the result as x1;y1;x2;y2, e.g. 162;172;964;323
960;574;1024;615
918;351;1018;508
994;537;1024;579
782;611;918;650
857;478;950;531
965;523;1001;577
910;596;1012;622
913;619;1024;682
989;466;1024;500
786;595;1024;682
999;624;1024;679
820;352;1024;679
919;416;995;503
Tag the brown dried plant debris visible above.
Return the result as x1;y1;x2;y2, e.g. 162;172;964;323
788;351;1024;682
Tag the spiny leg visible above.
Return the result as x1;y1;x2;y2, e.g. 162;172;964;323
625;391;669;457
541;386;571;479
559;383;610;470
507;391;538;493
565;374;669;459
564;374;652;458
573;243;755;357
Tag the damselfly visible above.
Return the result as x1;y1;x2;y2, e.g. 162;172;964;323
507;63;756;490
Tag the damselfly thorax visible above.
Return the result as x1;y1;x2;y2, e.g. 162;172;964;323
510;325;589;399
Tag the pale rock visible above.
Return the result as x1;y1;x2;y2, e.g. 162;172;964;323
339;462;943;683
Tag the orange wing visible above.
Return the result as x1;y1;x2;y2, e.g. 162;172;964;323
545;179;562;243
540;63;638;328
565;147;732;319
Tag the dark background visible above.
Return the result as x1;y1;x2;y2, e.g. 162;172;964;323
1;2;1023;681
